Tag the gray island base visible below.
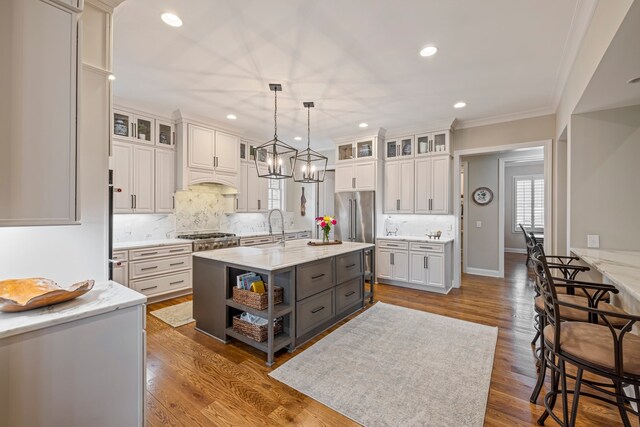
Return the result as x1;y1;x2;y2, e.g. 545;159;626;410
192;239;375;365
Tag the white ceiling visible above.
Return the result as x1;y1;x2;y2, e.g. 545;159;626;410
575;1;640;114
112;0;594;149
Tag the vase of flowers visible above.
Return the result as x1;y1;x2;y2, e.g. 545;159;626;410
316;215;337;243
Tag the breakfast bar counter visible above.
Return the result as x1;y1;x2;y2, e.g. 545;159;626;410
192;239;375;365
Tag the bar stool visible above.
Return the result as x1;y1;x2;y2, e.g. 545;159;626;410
531;252;640;426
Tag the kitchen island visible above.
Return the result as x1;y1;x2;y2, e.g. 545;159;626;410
192;239;375;365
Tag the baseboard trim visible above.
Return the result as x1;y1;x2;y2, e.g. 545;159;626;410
505;248;527;254
465;267;502;278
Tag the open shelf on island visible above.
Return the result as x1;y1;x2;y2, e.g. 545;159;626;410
225;327;292;354
225;298;292;318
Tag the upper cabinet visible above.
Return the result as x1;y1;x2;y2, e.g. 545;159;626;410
0;0;81;226
113;107;174;149
385;136;414;160
336;135;382;162
415;130;450;156
334;133;384;193
156;120;175;149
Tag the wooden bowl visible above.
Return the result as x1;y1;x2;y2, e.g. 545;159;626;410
0;278;94;312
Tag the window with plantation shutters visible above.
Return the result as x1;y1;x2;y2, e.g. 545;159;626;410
514;175;544;232
268;178;282;210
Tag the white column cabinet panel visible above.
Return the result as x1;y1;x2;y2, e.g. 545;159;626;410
430;156;450;214
354;161;376;191
384;162;399;212
335;164;355;192
188;124;215;170
236;163;248;212
214;131;239;174
414;158;432;214
385;160;414;213
132;146;155;213
155;149;175;213
247;164;269;212
112;142;134;213
0;0;79;225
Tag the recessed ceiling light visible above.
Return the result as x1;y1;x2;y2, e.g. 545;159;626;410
359;122;368;128
226;114;237;120
294;136;302;141
161;12;183;27
628;76;640;84
420;46;438;57
453;101;467;109
107;74;116;81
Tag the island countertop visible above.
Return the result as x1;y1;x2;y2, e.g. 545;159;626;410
570;248;640;303
0;281;146;340
194;239;374;271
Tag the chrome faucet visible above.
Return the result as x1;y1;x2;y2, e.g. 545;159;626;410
268;209;286;246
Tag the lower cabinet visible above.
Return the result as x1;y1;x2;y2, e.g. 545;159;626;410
377;239;452;293
295;250;365;343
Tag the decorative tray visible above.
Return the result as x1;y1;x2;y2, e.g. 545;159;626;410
0;278;94;312
307;240;343;246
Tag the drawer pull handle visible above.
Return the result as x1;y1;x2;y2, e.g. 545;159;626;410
170;262;185;266
386;244;398;247
345;263;356;269
140;251;158;256
345;291;356;297
420;246;434;250
311;273;325;280
311;306;325;314
141;285;158;291
169;280;184;285
169;249;184;252
141;266;158;271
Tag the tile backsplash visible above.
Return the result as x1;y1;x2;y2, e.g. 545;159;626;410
382;214;455;239
114;184;296;242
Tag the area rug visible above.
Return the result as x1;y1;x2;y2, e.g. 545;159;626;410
150;301;194;327
269;302;498;427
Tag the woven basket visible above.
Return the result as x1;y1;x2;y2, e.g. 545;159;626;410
232;286;283;310
232;315;283;342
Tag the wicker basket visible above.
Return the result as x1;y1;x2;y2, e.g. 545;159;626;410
232;315;283;342
232;286;283;310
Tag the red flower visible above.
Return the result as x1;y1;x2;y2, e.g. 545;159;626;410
315;217;323;221
331;219;337;225
320;221;327;228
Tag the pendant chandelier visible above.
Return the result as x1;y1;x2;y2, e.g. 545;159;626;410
255;83;298;180
292;102;328;183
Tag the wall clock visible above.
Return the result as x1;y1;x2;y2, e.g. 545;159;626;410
472;187;493;205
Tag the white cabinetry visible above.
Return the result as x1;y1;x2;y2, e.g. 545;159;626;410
0;0;80;226
113;142;155;213
415;130;450;156
113;109;155;145
415;155;450;214
335;161;378;192
377;239;452;293
186;124;238;187
155;149;176;213
112;251;129;287
384;159;414;213
246;164;269;212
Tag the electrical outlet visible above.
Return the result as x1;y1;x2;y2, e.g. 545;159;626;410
446;224;452;231
587;234;600;248
476;221;482;228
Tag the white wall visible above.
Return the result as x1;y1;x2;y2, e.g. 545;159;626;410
0;2;113;285
504;162;544;252
569;104;640;250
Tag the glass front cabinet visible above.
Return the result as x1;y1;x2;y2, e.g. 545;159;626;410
155;120;175;149
415;130;450;156
336;135;381;162
385;136;414;160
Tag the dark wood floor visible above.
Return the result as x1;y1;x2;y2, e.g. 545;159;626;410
145;253;633;426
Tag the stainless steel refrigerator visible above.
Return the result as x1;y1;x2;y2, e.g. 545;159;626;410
334;191;376;243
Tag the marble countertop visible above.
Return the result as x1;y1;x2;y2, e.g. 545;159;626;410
571;248;640;303
113;238;192;250
0;281;146;340
377;235;454;244
194;239;374;271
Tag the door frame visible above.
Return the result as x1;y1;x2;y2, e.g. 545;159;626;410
452;139;552;287
461;161;469;274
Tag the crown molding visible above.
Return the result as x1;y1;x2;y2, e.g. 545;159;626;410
332;127;387;144
172;109;248;136
455;107;555;130
385;118;457;138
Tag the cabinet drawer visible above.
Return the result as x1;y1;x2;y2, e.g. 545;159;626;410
409;242;444;252
377;240;409;250
112;250;128;262
336;277;363;313
297;289;335;337
129;244;192;261
296;257;334;301
336;251;362;284
284;232;298;241
240;236;272;246
130;270;191;296
297;231;311;239
130;254;192;279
